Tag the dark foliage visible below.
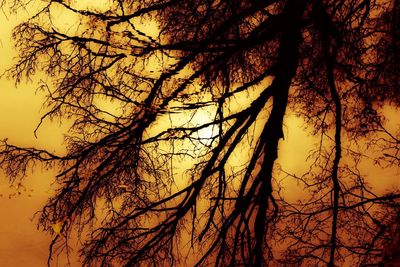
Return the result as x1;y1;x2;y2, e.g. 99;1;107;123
1;0;400;266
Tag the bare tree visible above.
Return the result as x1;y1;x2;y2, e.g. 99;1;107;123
1;0;400;266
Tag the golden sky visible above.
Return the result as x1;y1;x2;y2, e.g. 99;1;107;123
0;8;80;266
0;2;399;266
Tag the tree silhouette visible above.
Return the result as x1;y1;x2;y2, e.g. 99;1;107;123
1;0;400;266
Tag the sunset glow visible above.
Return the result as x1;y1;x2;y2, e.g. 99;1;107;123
1;0;400;266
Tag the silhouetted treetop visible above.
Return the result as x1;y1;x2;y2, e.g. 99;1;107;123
0;0;399;266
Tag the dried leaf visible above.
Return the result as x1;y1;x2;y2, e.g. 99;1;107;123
51;222;62;235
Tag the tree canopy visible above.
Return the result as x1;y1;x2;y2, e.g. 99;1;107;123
1;0;400;266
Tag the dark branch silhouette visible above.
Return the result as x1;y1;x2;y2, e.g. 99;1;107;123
1;0;400;266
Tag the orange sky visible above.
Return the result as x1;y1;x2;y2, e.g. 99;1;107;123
0;7;80;266
0;2;399;266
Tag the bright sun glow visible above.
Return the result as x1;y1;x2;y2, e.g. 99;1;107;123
190;108;219;144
